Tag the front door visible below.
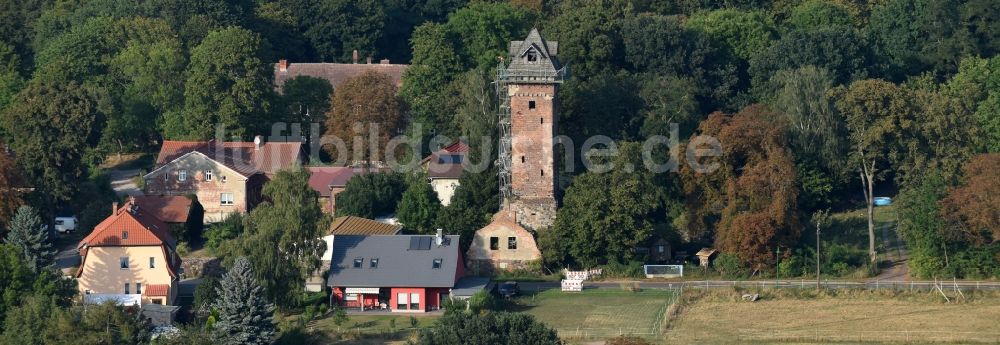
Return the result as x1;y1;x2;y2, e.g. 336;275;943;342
438;292;450;310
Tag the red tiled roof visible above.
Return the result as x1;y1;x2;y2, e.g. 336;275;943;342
306;167;361;197
143;284;170;296
422;140;468;179
80;201;175;248
133;195;191;223
273;62;409;92
153;140;302;177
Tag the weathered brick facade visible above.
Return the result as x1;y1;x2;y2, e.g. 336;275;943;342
466;211;542;275
144;153;261;223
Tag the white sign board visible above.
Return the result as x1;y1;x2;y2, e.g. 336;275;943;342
565;270;589;281
561;279;583;292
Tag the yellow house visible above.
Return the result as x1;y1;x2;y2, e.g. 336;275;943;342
77;200;182;305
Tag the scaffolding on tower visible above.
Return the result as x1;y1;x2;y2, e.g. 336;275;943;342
495;59;513;207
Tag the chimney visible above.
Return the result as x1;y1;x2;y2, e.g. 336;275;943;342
380;59;390;65
112;202;119;214
278;59;288;72
352;50;359;64
253;135;263;150
366;56;372;64
435;229;444;246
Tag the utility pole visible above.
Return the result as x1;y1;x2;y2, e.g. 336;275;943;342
813;210;829;290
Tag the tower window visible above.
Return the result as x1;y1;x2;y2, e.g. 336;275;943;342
540;118;544;124
521;156;525;163
528;100;536;109
541;169;544;177
527;51;538;62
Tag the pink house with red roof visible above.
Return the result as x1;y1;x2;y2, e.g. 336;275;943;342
77;199;182;305
143;137;303;222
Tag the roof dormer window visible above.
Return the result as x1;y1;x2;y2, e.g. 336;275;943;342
526;50;538;63
122;231;128;240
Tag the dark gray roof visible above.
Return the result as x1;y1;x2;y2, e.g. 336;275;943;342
507;28;561;73
327;235;462;288
452;277;493;297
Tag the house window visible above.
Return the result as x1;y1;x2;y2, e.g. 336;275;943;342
397;293;407;310
508;237;517;250
529;100;536;109
489;237;499;250
657;245;665;253
409;293;420;310
149;257;155;268
526;50;538;63
124;283;130;295
120;257;129;269
353;257;363;268
370;258;379;269
205;170;213;181
122;231;128;240
432;258;442;269
221;193;234;205
152;299;163;305
178;170;187;182
164;173;169;182
136;283;142;294
221;175;228;183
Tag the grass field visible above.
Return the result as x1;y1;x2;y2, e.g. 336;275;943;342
665;289;1000;344
511;288;676;341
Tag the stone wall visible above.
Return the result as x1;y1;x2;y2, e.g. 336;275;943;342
510;197;557;231
467;211;543;275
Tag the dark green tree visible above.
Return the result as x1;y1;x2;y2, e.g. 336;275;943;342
868;0;973;78
2;80;107;224
213;257;275;345
785;0;856;30
897;172;949;278
335;172;405;219
396;173;442;234
545;0;631;79
436;168;498;252
417;311;562;345
279;75;332;129
0;294;56;345
230;169;327;308
550;142;662;267
4;206;54;272
749;26;875;93
0;41;21;113
167;26;272;140
300;0;385;61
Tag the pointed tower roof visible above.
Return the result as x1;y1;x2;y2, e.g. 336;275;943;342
507;28;562;80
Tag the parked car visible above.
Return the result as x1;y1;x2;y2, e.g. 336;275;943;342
498;281;520;298
53;216;78;233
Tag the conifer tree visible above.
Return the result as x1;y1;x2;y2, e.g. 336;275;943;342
4;206;55;272
213;257;275;345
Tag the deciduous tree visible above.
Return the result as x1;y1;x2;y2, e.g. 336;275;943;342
939;154;1000;245
229;169;327;308
396;173;441;234
417;311;562;345
168;26;272;140
323;70;404;164
686;8;778;61
335;172;405;219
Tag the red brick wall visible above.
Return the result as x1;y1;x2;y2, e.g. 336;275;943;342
144;157;253;222
509;83;557;200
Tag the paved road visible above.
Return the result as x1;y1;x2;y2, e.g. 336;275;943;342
109;168;142;197
54;241;80;276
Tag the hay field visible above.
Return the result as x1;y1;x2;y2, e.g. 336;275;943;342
665;289;1000;344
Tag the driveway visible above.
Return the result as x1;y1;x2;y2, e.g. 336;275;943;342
109;168;142;197
54;241;80;276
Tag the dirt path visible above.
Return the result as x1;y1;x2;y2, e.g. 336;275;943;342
874;219;909;282
109;168;142;197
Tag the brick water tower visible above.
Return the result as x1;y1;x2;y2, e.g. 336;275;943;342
496;28;565;230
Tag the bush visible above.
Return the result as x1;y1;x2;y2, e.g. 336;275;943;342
204;213;245;255
601;261;645;279
176;241;190;256
714;253;746;279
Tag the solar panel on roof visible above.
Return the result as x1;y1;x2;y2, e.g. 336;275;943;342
419;237;432;250
408;237;421;250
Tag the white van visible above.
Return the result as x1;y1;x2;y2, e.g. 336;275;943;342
53;217;78;233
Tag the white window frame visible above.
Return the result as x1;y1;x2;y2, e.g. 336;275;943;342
205;170;213;181
178;170;187;182
221;193;234;206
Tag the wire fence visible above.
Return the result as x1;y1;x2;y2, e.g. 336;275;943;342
631;280;1000;292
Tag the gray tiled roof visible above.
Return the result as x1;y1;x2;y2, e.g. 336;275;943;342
327;235;462;288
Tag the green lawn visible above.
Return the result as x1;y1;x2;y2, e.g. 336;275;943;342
510;288;676;341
